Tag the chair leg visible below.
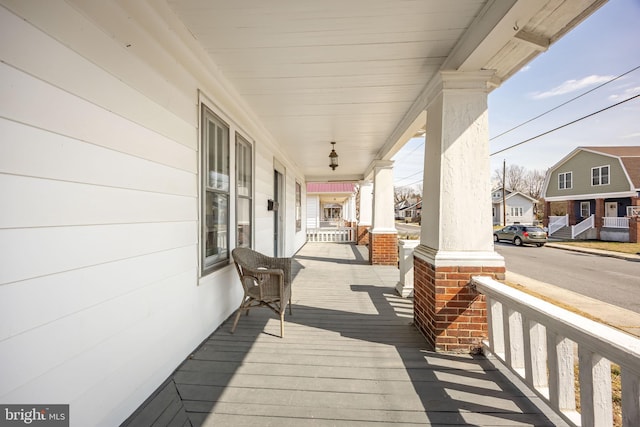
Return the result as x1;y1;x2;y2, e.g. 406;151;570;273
231;306;244;334
280;310;285;338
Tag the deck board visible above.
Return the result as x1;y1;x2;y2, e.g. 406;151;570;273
124;243;566;426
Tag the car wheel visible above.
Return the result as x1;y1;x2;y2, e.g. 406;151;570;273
514;237;523;246
536;243;545;247
493;234;498;242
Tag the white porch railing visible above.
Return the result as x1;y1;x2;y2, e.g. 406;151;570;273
472;276;640;427
306;227;355;243
627;206;640;217
572;214;594;239
603;217;630;229
549;215;569;235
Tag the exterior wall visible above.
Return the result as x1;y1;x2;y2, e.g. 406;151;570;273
0;3;304;427
546;151;630;199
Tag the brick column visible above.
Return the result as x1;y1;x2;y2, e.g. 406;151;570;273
369;232;398;265
414;252;505;353
413;70;505;353
567;200;576;225
369;161;397;265
595;198;605;239
629;217;639;243
543;200;551;228
357;181;373;246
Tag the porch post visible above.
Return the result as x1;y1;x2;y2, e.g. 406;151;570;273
567;200;576;225
413;70;505;353
543;200;551;228
595;198;605;239
370;161;398;265
357;181;373;245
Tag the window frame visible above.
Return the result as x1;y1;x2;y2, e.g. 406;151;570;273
591;165;610;186
558;171;572;190
295;181;302;232
201;104;230;275
235;132;253;249
580;201;591;218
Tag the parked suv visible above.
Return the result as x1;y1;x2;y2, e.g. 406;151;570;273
493;225;547;247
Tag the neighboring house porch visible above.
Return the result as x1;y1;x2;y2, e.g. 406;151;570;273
543;146;640;242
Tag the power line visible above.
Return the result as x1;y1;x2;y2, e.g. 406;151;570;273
490;92;640;157
395;170;423;182
393;140;424;164
394;178;423;189
490;64;640;141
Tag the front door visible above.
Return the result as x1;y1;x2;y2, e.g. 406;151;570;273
606;202;618;217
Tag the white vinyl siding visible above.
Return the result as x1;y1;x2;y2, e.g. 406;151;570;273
0;4;305;427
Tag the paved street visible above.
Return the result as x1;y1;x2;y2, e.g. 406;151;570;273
494;242;640;314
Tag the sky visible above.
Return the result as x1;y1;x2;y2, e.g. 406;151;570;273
393;0;640;191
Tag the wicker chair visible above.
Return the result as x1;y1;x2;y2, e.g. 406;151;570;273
231;247;292;337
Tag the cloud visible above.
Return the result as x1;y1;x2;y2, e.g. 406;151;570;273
519;65;531;73
622;132;640;139
609;86;640;101
531;75;614;99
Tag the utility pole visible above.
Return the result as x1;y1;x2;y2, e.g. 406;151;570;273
502;159;506;226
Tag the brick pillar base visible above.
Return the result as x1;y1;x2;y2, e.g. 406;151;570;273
630;217;640;243
357;225;370;246
414;255;505;353
369;232;398;265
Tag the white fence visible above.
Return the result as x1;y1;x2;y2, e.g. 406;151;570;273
549;215;569;235
472;276;640;427
603;217;630;229
572;214;594;238
306;227;355;243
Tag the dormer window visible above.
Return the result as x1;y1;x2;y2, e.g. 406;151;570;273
591;165;609;186
558;172;572;190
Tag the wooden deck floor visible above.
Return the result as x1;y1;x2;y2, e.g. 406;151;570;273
124;243;565;426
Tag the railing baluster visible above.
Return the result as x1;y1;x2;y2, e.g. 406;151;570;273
472;276;640;427
548;332;577;416
529;321;549;397
488;297;505;360
509;309;525;377
578;346;612;427
621;367;640;427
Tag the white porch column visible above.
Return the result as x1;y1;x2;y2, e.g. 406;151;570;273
357;181;373;245
370;160;398;265
413;70;505;352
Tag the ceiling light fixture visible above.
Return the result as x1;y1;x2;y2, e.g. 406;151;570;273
329;141;339;170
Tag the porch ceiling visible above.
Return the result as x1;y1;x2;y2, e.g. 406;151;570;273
162;0;605;182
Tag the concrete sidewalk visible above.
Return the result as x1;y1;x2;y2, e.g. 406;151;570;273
546;242;640;262
506;242;640;338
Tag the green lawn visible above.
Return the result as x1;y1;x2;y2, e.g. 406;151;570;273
557;241;640;255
